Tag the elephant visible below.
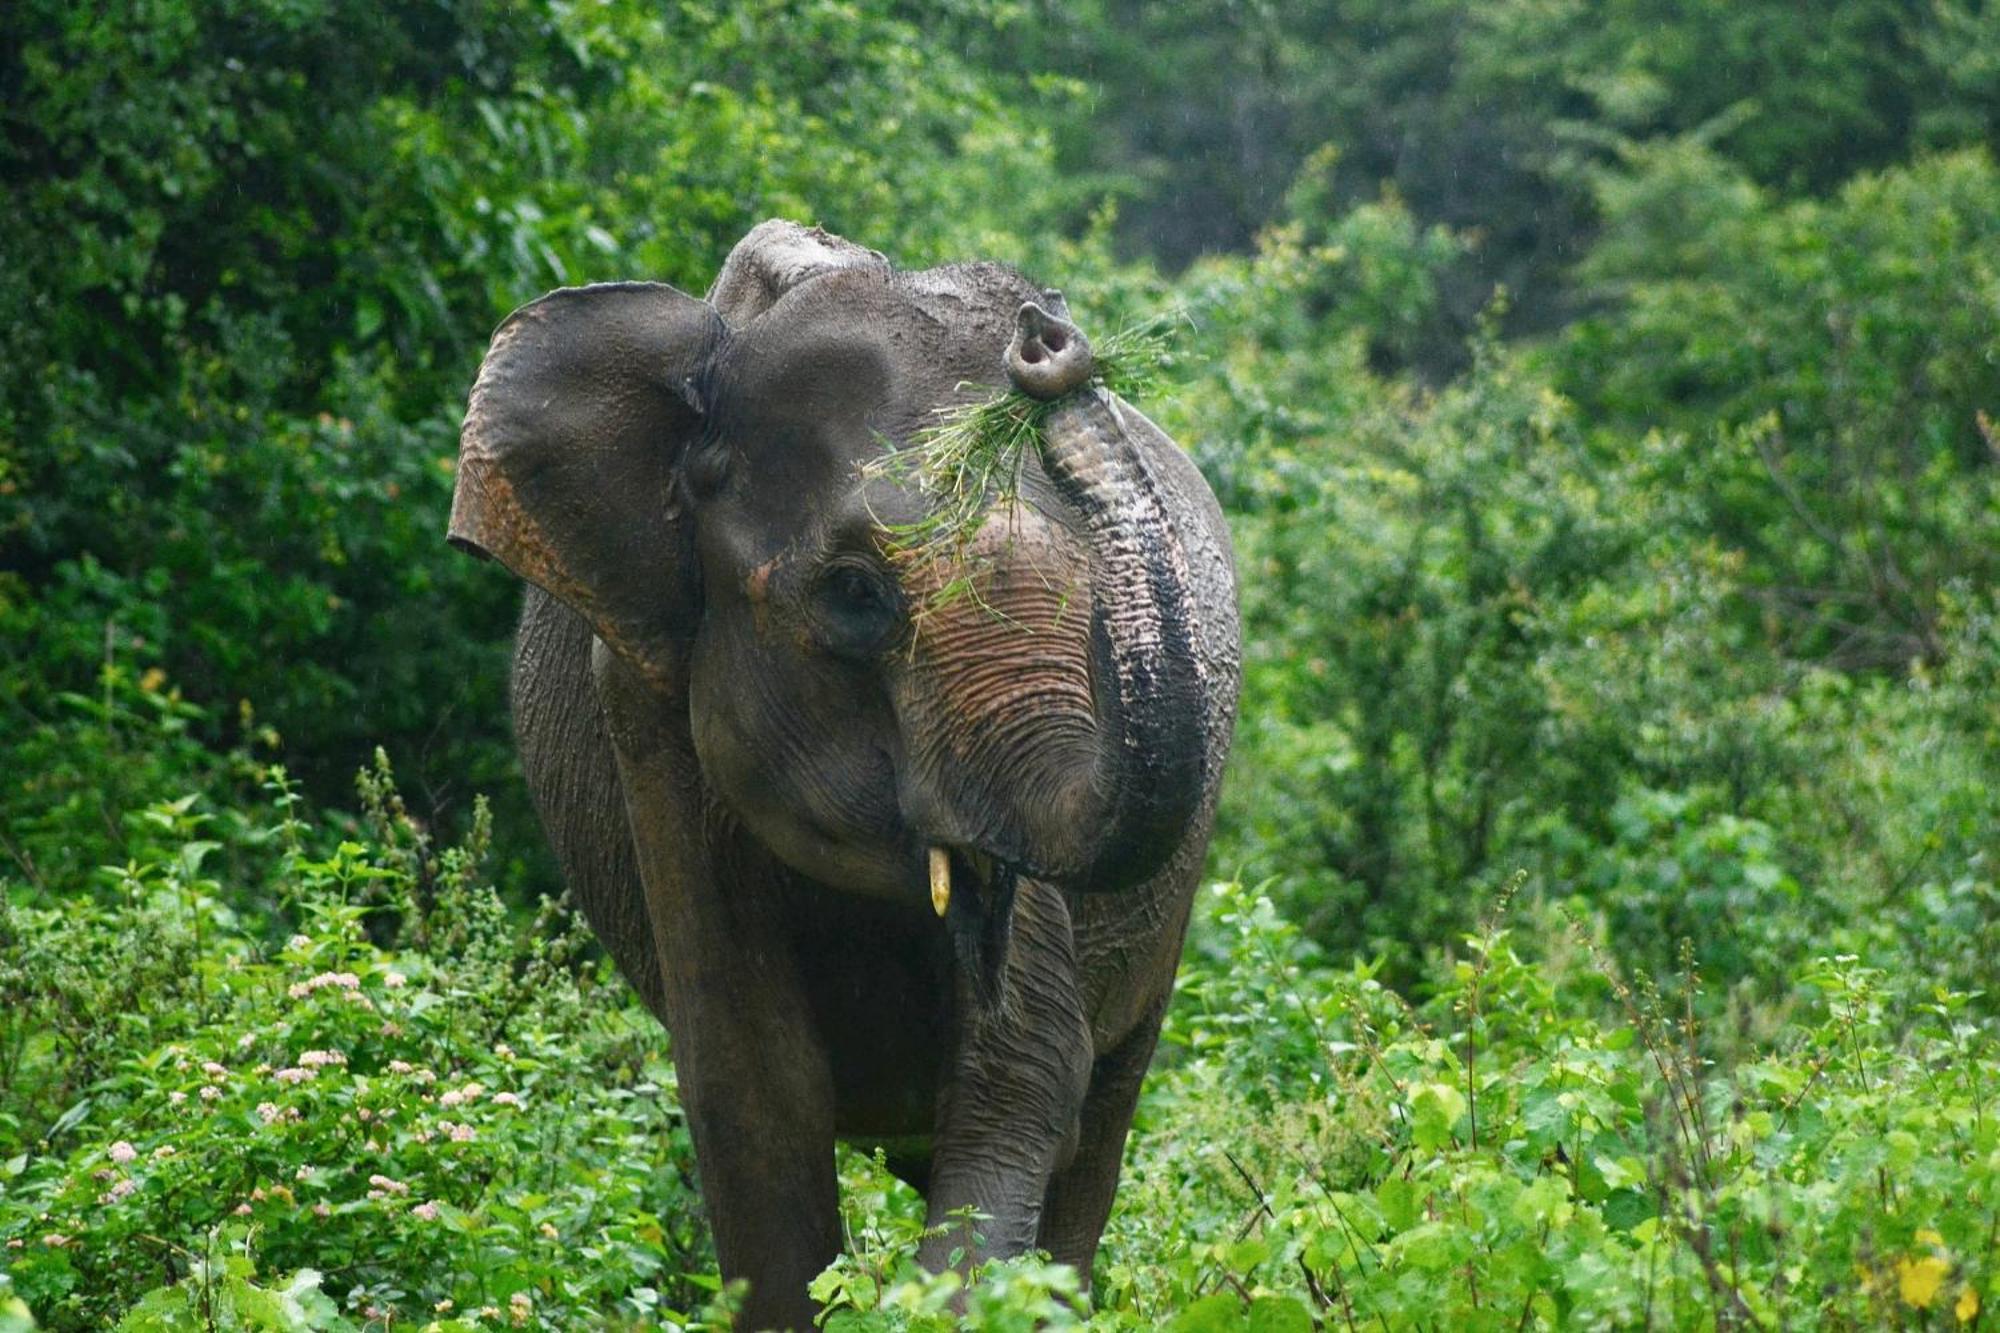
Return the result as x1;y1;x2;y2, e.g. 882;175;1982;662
448;220;1239;1330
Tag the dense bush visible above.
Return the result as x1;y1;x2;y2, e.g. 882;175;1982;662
8;805;1997;1329
3;767;716;1329
1556;145;2000;669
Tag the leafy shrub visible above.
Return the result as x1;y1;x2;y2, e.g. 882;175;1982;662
2;769;713;1330
747;883;2000;1330
1557;145;2000;669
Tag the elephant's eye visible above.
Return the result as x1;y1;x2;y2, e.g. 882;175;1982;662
814;562;902;659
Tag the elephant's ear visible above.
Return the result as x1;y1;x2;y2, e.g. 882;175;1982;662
705;219;889;323
450;281;724;688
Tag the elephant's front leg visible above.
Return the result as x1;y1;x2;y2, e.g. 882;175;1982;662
920;879;1093;1270
596;650;839;1331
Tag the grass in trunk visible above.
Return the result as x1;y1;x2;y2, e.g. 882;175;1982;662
866;313;1184;629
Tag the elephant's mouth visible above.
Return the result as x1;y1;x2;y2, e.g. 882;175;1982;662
927;843;1018;1006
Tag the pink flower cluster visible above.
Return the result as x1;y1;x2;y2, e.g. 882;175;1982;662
437;1081;484;1109
287;970;361;1000
367;1173;410;1199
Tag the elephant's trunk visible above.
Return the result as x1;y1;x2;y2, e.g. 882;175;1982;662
1037;388;1214;892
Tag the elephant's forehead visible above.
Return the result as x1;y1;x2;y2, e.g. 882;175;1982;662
716;323;892;428
719;267;1021;428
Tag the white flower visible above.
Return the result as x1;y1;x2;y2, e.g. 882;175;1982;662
198;1085;222;1101
296;1164;314;1180
273;1066;315;1084
297;1049;346;1068
411;1200;440;1221
368;1173;410;1195
98;1177;137;1204
256;1102;283;1123
152;1145;176;1160
107;1141;137;1164
167;1091;188;1106
383;972;407;989
201;1061;228;1080
287;934;312;951
387;1060;415;1075
492;1091;523;1108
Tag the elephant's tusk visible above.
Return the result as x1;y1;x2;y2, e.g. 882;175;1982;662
928;846;951;918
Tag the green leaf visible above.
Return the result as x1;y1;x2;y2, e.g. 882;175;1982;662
0;1295;41;1333
1410;1082;1465;1152
1377;1173;1420;1231
1170;1292;1247;1332
1225;1237;1270;1272
1247;1296;1313;1333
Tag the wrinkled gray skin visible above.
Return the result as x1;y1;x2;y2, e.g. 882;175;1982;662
450;221;1238;1330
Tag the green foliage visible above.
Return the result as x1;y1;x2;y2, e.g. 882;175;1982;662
970;0;1999;355
114;1253;348;1333
1093;885;2000;1330
2;769;715;1330
1557;144;2000;668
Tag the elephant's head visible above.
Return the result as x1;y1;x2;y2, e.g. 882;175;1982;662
450;221;1228;933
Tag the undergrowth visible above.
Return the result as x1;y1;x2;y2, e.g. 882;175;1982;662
5;766;1995;1329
